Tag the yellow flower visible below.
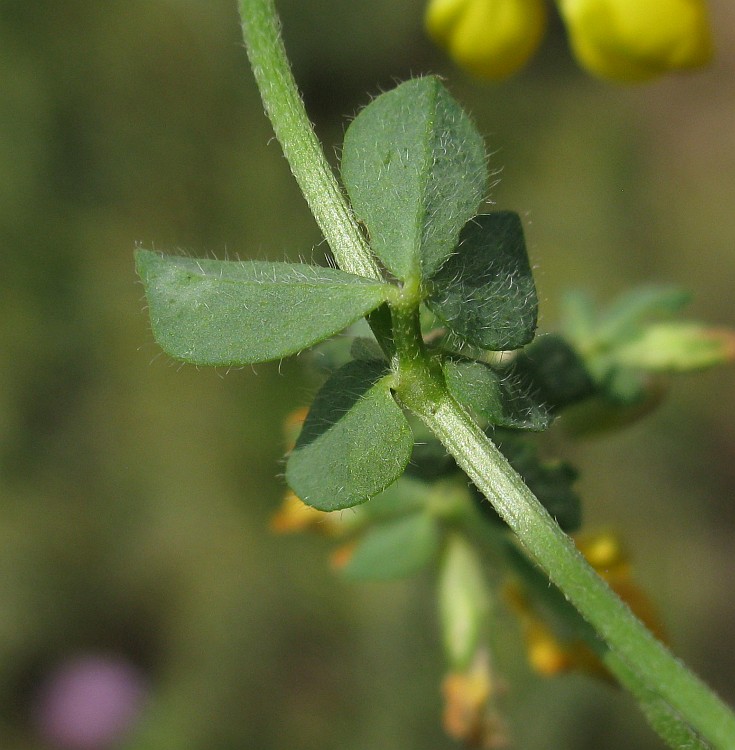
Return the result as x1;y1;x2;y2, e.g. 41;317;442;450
270;490;340;534
426;0;713;82
441;649;509;748
558;0;714;81
283;405;309;450
426;0;547;80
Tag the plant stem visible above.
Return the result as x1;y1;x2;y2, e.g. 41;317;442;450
237;1;735;746
422;393;734;748
237;0;382;281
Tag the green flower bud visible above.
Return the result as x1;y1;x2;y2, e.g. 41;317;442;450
438;534;491;669
615;322;735;372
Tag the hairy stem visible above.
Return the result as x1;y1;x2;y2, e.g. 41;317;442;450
421;394;734;748
238;0;381;281
236;1;735;747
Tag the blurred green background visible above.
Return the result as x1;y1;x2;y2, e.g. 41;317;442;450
1;1;734;748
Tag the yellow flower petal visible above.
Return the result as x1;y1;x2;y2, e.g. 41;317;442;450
426;0;547;80
575;530;629;575
283;406;309;450
558;0;714;82
426;0;470;46
270;491;337;534
524;622;574;675
441;650;508;747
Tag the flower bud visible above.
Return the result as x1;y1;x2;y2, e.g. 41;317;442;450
441;650;508;747
426;0;547;80
615;322;735;372
438;534;490;669
557;0;714;82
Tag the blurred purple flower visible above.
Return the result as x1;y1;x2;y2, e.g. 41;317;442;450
33;654;148;750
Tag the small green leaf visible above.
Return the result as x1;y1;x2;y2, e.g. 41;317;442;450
426;212;537;350
560;290;598;346
286;360;413;511
602;367;653;405
360;476;432;520
341;76;486;281
594;285;692;347
559;385;666;437
509;334;596;412
342;512;441;581
136;250;393;365
443;358;550;430
350;336;386;362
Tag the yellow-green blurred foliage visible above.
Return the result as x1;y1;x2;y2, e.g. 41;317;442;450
0;1;733;748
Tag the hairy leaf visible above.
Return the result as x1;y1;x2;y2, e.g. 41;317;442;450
136;251;393;365
286;360;413;511
341;76;486;281
426;212;537;350
443;358;550;430
509;334;596;412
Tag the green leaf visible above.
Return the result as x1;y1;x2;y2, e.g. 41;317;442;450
342;512;441;581
341;76;486;282
136;250;393;365
350;336;386;362
286;360;413;511
360;476;432;520
560;290;598;347
426;212;537;350
509;334;596;412
443;358;550;430
602;367;654;405
594;285;692;347
308;332;384;377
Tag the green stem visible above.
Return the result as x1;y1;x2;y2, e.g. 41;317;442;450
422;394;735;748
237;1;735;747
237;0;381;281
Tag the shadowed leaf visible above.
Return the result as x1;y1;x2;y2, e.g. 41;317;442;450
443;358;550;430
286;360;413;511
427;212;537;350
